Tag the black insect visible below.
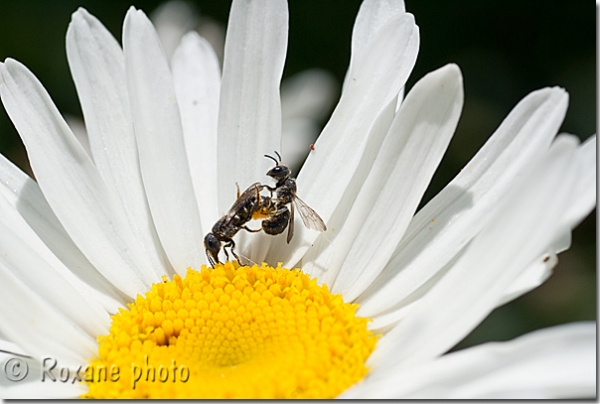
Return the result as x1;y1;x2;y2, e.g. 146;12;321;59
204;182;276;267
262;152;327;243
204;152;327;267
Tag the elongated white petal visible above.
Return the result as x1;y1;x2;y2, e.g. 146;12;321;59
0;153;125;313
0;59;158;297
358;87;568;316
0;334;85;397
331;64;463;300
371;163;588;329
65;115;91;157
496;133;596;305
123;8;205;274
269;13;419;267
368;244;467;332
305;62;461;291
371;236;564;333
0;339;41;389
345;323;595;399
371;229;567;331
0;192;110;336
67;8;172;278
563;134;596;227
366;134;591;329
0;338;28;357
499;251;557;306
217;0;288;213
172;32;221;233
0;261;96;368
305;62;458;290
344;0;406;91
369;135;579;372
299;95;398;284
151;0;198;61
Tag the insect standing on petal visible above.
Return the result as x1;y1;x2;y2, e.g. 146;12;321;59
263;151;327;243
204;152;327;267
204;182;277;267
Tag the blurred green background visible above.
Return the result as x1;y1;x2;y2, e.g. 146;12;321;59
0;0;595;350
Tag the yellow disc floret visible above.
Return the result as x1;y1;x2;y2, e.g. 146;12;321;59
83;262;377;398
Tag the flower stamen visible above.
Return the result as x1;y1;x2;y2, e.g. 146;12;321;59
84;262;377;398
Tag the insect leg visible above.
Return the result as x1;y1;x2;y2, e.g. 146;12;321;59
229;242;242;265
223;245;230;262
242;225;262;233
223;239;241;265
206;252;216;268
264;185;276;195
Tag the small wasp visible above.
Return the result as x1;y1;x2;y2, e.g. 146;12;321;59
204;182;277;267
262;152;327;243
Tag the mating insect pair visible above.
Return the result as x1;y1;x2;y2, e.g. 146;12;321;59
204;152;326;267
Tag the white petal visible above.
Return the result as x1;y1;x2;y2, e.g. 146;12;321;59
0;338;28;357
345;322;595;399
497;133;596;305
67;8;172;277
0;59;158;297
65;115;91;157
150;0;198;61
344;0;406;91
358;87;569;316
299;94;398;284
217;0;288;214
499;251;557;306
172;32;221;233
269;13;419;267
562;134;596;227
0;192;110;336
0;339;38;389
0;261;96;368
304;65;461;290
331;64;463;300
371;175;586;330
0;339;88;397
123;8;205;274
0;153;125;313
351;0;406;57
367;244;467;332
369;135;580;372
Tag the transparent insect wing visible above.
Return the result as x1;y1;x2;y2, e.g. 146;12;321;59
293;196;327;231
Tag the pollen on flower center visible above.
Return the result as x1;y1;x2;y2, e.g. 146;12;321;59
83;262;377;398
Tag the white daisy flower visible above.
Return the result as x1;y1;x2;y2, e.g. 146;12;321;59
0;0;595;399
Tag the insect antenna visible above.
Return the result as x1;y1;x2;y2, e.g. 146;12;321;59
264;153;279;165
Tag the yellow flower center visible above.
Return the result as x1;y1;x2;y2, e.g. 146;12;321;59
83;262;377;398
